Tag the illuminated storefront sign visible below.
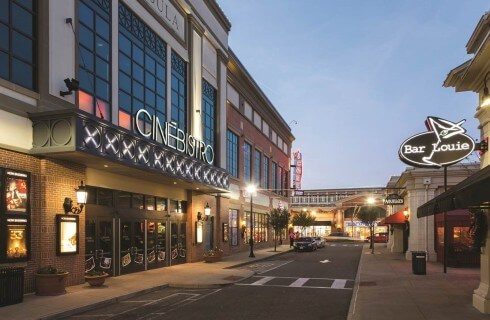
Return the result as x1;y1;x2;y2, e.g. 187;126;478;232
135;109;215;165
383;194;404;205
399;117;475;168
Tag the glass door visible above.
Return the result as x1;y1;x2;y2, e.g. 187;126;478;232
85;218;113;275
120;220;146;274
170;222;186;265
147;221;167;269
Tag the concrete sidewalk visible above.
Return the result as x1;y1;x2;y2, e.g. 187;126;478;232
0;245;291;320
349;244;487;320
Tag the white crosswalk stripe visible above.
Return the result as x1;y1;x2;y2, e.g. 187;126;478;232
236;276;353;290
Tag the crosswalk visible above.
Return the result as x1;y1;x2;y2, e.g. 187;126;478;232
236;276;354;290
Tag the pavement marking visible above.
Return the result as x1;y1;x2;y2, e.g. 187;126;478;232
330;244;337;246
258;260;293;274
319;259;331;263
250;276;275;285
331;279;347;289
289;278;309;287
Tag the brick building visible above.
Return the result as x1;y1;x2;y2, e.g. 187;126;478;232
0;0;293;293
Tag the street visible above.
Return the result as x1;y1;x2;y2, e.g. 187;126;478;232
65;243;363;320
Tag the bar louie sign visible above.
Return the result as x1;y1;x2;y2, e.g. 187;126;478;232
399;117;475;168
135;109;215;165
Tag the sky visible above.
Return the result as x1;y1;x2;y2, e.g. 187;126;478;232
217;0;489;189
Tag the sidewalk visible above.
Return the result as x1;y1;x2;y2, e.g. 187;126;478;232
0;245;291;320
349;244;487;320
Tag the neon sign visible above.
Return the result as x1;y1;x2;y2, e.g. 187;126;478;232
135;109;215;165
399;117;475;168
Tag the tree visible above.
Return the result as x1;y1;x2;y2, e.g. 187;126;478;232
291;211;316;236
356;206;385;254
269;208;290;252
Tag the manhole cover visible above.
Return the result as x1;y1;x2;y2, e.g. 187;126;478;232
359;281;377;286
223;275;243;281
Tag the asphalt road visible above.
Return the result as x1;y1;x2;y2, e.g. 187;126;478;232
66;242;363;320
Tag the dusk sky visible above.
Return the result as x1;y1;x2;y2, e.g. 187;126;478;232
218;1;489;189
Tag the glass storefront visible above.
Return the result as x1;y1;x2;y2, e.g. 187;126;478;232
344;221;387;239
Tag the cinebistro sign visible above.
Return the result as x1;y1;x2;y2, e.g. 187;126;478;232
399;117;475;168
135;109;215;165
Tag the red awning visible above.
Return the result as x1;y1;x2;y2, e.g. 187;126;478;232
380;210;407;225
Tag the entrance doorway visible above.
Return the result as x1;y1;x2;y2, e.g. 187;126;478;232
170;222;186;265
120;220;146;274
147;221;167;269
85;216;115;276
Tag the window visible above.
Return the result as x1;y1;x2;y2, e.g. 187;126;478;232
243;142;252;182
229;209;238;246
262;156;269;189
247;212;268;243
202;79;216;162
262;121;269;137
78;0;111;120
227;82;239;108
0;0;37;90
278;166;283;196
253;111;262;129
254;149;261;185
226;130;238;178
118;3;166;130
271;161;277;193
171;51;187;132
244;102;252;120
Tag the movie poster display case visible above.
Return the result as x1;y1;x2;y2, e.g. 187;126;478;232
56;215;79;255
0;168;31;262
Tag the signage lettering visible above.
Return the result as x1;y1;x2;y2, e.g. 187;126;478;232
145;0;185;41
399;117;475;168
383;194;404;205
135;109;215;165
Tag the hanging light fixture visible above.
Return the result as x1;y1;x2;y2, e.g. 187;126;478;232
204;203;211;216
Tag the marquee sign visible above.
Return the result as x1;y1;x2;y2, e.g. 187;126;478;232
383;194;404;205
399;117;475;168
292;150;303;190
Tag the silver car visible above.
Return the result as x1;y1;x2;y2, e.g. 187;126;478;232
314;237;325;248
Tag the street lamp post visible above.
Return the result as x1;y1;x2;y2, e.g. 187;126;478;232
246;184;257;258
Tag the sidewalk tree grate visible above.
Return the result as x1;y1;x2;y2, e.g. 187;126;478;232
359;281;377;286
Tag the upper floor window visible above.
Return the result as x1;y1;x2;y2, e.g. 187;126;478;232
262;156;269;189
0;0;37;90
254;149;261;185
171;51;187;132
271;161;277;193
118;3;166;131
243;142;252;182
226;130;238;178
78;0;111;120
202;79;216;162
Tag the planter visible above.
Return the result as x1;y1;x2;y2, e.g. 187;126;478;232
85;273;108;287
35;272;69;296
203;255;222;263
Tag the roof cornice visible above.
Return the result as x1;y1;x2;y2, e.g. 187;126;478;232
467;12;490;54
203;0;231;32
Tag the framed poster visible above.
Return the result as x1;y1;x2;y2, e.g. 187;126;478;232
2;217;30;262
56;214;79;255
4;170;29;214
195;221;203;244
222;223;229;242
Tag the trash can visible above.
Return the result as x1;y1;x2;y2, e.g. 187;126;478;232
0;267;24;307
411;251;426;275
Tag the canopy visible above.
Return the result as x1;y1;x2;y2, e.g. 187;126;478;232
379;210;407;225
417;165;490;218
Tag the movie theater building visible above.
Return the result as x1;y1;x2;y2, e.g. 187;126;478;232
225;50;294;254
0;0;234;291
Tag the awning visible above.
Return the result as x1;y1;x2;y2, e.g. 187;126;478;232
417;165;490;218
379;210;407;225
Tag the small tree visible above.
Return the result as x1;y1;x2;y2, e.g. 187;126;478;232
291;211;316;236
269;208;290;251
356;206;385;254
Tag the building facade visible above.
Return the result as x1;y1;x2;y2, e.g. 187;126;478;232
224;51;293;254
290;188;386;238
441;11;490;313
0;0;292;293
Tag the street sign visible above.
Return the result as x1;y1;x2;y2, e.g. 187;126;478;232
399;117;475;168
383;194;404;205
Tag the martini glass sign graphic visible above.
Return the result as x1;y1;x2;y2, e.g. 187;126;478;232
399;117;475;168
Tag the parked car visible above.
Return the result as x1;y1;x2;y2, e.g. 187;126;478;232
314;237;325;248
365;233;388;243
294;237;317;252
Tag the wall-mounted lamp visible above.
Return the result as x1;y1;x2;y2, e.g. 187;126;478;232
204;203;211;216
60;78;80;97
403;209;409;220
176;201;182;214
197;212;202;221
63;181;88;214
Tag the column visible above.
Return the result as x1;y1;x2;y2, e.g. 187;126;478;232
187;16;204;139
216;49;228;170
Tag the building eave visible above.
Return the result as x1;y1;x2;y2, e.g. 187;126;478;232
466;12;490;54
203;0;231;33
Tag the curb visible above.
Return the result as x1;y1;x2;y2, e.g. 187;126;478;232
347;244;366;320
224;249;293;269
39;284;169;320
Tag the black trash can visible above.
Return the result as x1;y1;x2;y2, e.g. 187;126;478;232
0;267;25;307
411;251;426;275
